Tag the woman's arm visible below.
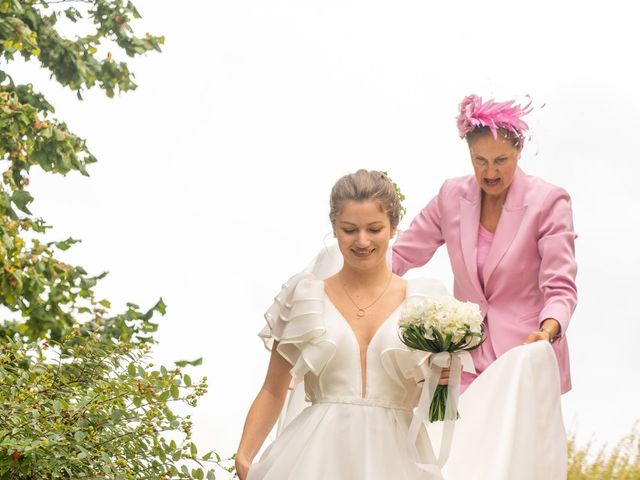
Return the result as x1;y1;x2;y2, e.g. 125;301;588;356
235;343;292;479
524;186;577;345
535;187;578;337
392;187;446;276
526;188;577;343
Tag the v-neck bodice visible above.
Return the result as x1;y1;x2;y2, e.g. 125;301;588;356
318;293;408;403
260;273;450;410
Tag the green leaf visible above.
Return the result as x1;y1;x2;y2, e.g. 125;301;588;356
171;384;179;399
111;409;124;422
74;431;86;443
53;399;63;413
55;237;81;251
128;363;136;377
432;328;445;350
175;357;203;368
154;297;167;315
11;190;34;214
184;374;192;387
190;442;197;457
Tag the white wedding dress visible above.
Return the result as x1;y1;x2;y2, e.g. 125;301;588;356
247;247;567;480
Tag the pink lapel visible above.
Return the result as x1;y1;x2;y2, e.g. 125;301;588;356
459;179;483;298
482;168;528;287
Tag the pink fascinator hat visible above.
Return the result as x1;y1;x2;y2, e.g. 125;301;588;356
456;94;532;140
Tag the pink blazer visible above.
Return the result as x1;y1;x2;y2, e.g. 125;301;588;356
392;168;577;393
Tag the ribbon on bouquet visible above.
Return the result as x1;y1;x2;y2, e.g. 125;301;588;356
407;350;475;478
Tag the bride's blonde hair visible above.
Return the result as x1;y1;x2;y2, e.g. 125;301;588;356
329;169;402;229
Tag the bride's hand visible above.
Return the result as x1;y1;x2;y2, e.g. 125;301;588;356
438;368;451;385
235;456;251;480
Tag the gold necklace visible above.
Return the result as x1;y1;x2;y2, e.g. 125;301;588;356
339;272;393;318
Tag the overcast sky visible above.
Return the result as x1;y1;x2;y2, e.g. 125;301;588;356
13;0;640;459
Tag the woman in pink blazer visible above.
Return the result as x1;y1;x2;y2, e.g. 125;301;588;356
392;95;577;394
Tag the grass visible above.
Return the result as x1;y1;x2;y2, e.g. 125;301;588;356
568;423;640;479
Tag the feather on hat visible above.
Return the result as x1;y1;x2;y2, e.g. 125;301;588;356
457;94;532;139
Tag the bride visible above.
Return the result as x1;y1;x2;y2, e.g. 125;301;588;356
235;169;567;480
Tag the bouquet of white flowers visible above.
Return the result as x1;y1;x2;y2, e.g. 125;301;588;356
399;296;484;422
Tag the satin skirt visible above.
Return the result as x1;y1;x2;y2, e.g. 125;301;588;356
247;400;436;480
248;341;566;480
431;340;567;480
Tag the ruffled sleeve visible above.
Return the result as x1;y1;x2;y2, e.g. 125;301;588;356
259;272;336;381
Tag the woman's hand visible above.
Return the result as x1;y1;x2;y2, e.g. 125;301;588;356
235;456;251;480
524;318;561;344
524;330;551;344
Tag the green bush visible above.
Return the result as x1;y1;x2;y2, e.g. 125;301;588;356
1;1;234;478
568;424;640;480
0;329;233;479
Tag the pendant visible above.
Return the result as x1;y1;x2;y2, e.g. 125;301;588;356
357;309;366;318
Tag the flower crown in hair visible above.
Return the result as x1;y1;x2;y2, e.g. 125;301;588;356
456;94;532;139
382;171;406;220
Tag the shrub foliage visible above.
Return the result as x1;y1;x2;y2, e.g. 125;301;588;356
1;1;232;478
